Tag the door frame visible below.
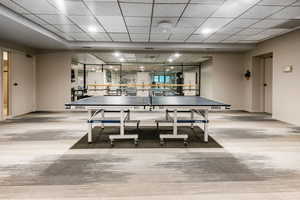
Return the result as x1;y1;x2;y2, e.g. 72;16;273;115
1;49;11;119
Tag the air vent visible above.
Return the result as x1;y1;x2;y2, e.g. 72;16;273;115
273;19;300;29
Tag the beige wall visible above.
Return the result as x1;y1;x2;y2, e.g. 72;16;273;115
201;53;246;110
36;52;71;111
244;29;300;125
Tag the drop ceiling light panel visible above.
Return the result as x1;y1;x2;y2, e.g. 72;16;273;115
212;0;261;18
153;4;186;17
110;33;130;41
0;0;30;14
195;18;233;34
13;0;58;14
270;6;300;19
68;33;93;41
251;19;286;28
85;2;121;16
38;15;73;25
186;34;207;42
240;6;283;19
176;18;206;27
224;19;259;29
130;34;149;42
258;0;297;6
120;3;152;17
125;17;151;26
127;26;149;33
169;33;190;41
150;33;170;41
183;4;219;17
55;24;83;33
89;33;111;41
60;1;91;15
23;14;48;25
96;16;127;32
237;28;264;35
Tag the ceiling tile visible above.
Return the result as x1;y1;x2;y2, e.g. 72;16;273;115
183;4;219;17
169;33;190;41
153;4;186;17
258;0;297;6
190;0;225;4
119;0;152;2
54;24;83;32
125;17;151;26
172;27;196;34
13;0;58;14
226;34;250;40
223;19;259;29
212;0;261;18
85;2;121;16
152;17;178;27
38;15;73;25
176;18;206;27
250;19;286;28
270;6;300;19
195;18;233;34
69;15;98;25
96;16;127;32
120;3;152;17
186;34;207;42
294;0;300;5
110;33;130;41
59;0;91;15
89;33;111;41
204;33;231;42
0;0;30;14
150;33;170;41
237;28;264;35
127;26;150;33
68;33;93;41
240;6;283;19
217;27;243;34
23;14;48;25
156;0;189;3
130;34;149;42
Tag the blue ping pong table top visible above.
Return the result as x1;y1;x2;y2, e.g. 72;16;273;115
65;96;230;107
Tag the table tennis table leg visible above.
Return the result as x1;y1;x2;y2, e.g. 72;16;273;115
204;109;208;142
101;109;105;129
120;109;124;136
88;109;93;143
191;110;194;129
173;109;177;136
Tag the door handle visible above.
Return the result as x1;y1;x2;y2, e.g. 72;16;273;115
264;83;267;87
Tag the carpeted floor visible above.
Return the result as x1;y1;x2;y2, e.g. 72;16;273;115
71;126;222;148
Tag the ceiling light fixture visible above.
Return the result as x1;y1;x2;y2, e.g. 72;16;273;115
113;52;121;57
87;26;98;33
54;0;66;13
119;58;125;62
170;66;174;69
158;21;173;33
174;53;181;58
168;58;173;63
201;28;213;35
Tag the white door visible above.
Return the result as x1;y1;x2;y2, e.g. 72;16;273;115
264;57;273;113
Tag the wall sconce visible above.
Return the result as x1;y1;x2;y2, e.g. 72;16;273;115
244;70;251;80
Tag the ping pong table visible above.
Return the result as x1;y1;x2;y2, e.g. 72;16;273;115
65;96;230;146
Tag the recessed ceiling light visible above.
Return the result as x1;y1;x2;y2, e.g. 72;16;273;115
168;58;173;62
109;66;113;69
114;68;119;71
170;66;174;69
201;28;213;35
119;58;125;62
166;69;170;72
54;0;66;13
140;66;144;69
113;52;121;57
174;53;181;58
88;26;98;33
